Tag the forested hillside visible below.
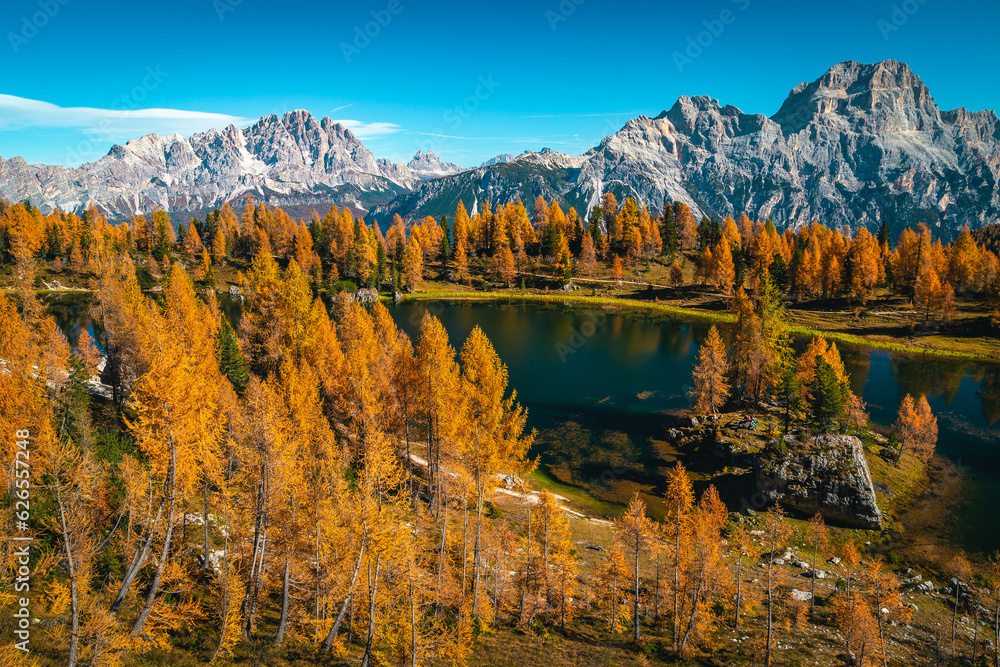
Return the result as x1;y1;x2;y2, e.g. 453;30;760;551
1;195;998;666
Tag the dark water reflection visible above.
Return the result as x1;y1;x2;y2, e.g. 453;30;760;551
46;293;1000;552
44;292;103;352
389;300;1000;553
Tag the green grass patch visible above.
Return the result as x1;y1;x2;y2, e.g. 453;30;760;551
401;290;736;325
786;325;993;361
528;468;622;518
402;290;998;362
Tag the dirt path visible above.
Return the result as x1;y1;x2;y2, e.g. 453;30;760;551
404;451;599;521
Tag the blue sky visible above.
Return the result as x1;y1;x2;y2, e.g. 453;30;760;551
1;0;998;168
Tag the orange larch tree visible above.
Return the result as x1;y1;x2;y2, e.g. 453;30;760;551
692;325;730;415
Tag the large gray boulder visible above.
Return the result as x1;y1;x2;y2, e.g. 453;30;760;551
757;434;883;530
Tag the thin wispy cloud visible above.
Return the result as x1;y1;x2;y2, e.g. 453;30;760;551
333;119;403;138
0;94;253;139
413;131;594;147
521;111;643;119
329;103;354;114
0;93;403;148
415;132;479;140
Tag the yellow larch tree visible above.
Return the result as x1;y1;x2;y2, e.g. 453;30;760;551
679;486;727;657
596;540;630;633
664;461;695;649
614;493;657;641
693;325;730;415
460;326;533;616
761;506;793;667
893;394;938;463
403;234;424;290
713;239;736;294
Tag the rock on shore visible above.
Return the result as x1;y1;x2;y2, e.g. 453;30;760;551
756;434;883;530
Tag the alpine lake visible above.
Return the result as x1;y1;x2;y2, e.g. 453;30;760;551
46;292;1000;556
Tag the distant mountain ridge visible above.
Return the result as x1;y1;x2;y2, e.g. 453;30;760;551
2;59;998;239
406;151;464;180
0;109;437;218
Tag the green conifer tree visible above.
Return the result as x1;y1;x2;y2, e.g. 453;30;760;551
217;318;249;394
807;358;848;432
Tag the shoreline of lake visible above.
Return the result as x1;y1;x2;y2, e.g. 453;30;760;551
40;290;1000;555
397;290;1000;363
19;280;1000;362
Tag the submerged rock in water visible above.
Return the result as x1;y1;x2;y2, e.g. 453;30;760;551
756;434;883;530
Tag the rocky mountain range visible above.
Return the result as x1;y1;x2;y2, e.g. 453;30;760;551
380;60;1000;239
0;109;423;219
406;151;464;180
2;60;998;239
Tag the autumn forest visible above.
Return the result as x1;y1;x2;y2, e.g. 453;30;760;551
1;194;999;667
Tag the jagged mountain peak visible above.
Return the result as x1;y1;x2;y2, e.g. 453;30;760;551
480;153;514;167
512;148;583;169
2;59;999;238
772;59;940;135
406;150;464;180
380;59;1000;238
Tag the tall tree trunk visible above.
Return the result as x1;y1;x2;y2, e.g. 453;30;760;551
275;557;292;643
673;512;681;649
130;435;178;638
242;459;270;637
434;412;442;521
461;495;468;603
735;554;743;630
56;487;79;667
360;555;381;667
473;474;484;615
322;541;366;651
765;560;774;667
520;502;531;622
435;484;449;618
209;508;235;665
109;489;166;613
680;566;705;655
202;477;212;573
633;536;641;642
